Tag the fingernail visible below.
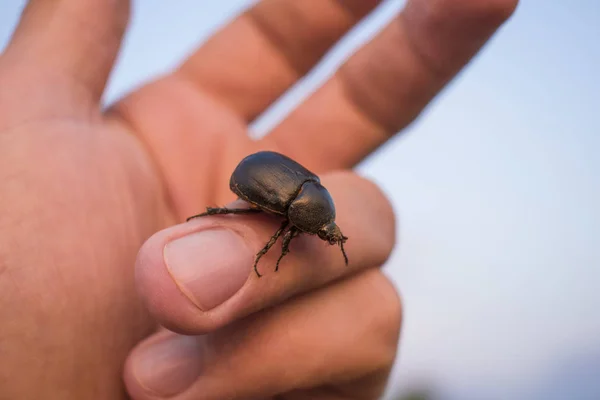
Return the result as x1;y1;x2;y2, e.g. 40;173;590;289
164;229;252;310
134;335;203;396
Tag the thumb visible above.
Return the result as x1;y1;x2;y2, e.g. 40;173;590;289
135;200;258;334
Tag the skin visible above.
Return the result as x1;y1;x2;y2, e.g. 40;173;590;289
0;0;518;399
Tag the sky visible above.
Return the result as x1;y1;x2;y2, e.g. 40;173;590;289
1;1;599;399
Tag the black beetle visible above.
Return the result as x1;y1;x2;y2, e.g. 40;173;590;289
186;150;348;277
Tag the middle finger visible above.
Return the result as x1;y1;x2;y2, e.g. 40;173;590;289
134;170;395;334
175;0;382;122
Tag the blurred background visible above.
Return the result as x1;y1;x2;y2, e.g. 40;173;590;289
1;1;598;399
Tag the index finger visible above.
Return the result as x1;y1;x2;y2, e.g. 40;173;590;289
134;171;395;334
175;0;382;122
4;0;129;109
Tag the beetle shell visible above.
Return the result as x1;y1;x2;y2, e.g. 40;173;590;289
229;151;320;215
287;181;336;232
186;150;348;276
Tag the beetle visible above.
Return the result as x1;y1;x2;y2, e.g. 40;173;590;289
186;150;348;277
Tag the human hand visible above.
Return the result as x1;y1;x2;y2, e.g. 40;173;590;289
0;0;517;399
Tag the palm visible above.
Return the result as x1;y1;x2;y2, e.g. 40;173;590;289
109;74;268;221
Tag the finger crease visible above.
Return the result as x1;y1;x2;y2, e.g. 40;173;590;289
244;11;311;78
336;65;398;137
397;12;452;82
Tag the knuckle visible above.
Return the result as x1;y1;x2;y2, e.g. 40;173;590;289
331;171;397;229
326;170;398;265
367;179;397;261
361;270;403;370
401;0;519;79
352;173;397;259
371;271;403;346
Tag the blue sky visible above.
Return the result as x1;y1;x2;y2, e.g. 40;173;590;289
1;1;599;399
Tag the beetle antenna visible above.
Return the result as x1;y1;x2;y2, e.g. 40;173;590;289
339;239;348;266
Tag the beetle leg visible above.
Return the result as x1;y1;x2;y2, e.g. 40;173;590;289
253;219;289;277
186;207;262;221
275;227;300;272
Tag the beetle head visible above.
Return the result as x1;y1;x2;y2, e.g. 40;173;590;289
318;222;345;244
318;222;349;265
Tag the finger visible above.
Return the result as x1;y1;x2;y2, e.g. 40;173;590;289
124;268;402;400
263;0;519;171
175;0;382;121
133;171;395;335
3;0;129;106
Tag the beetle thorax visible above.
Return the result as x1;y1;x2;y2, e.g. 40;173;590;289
287;181;336;233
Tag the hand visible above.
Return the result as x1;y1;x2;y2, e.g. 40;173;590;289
0;0;517;399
